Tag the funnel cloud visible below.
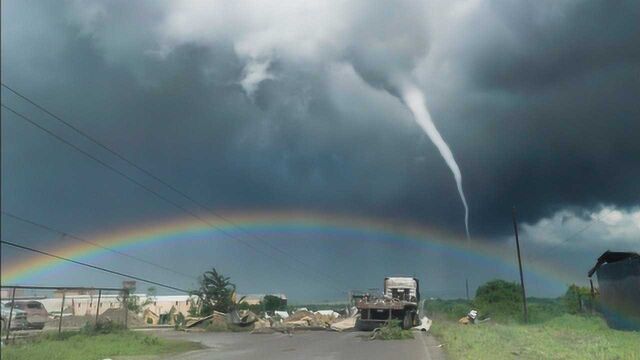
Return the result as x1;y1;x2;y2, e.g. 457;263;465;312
402;84;470;240
2;0;639;300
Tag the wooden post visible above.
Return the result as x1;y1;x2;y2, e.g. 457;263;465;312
124;290;129;329
58;291;66;334
512;207;529;324
589;279;596;314
95;289;102;325
465;278;470;301
5;288;16;341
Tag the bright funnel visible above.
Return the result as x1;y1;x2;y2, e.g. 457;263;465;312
401;84;470;240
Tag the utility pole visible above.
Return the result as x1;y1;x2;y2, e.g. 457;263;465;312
465;278;470;301
512;207;528;324
58;291;66;334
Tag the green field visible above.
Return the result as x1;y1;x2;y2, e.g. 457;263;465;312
425;281;639;359
1;331;201;360
430;314;640;360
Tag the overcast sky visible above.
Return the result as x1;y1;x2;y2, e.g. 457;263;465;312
1;0;639;301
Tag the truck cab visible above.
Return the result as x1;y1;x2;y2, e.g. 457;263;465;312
384;277;420;302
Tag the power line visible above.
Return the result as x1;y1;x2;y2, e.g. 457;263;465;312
1;210;198;282
0;240;189;293
1;103;345;293
1;83;347;291
526;207;616;264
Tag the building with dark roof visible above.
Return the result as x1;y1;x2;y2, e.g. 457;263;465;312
588;251;640;330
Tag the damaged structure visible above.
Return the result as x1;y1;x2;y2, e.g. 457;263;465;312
588;250;640;330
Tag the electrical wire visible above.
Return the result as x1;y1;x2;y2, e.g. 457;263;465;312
1;240;189;293
1;103;345;293
525;207;616;264
1;210;199;282
1;83;348;290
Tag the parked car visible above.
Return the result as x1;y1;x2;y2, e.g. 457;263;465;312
2;301;48;330
1;304;29;330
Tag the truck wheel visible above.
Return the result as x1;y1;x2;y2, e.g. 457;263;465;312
402;311;415;330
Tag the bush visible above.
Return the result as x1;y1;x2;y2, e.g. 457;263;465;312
473;279;523;322
238;301;263;314
81;320;127;335
563;284;593;314
263;295;286;313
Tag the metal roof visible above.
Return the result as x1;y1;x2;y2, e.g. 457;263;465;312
588;250;640;277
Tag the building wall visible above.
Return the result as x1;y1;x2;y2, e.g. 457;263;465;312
143;296;193;317
38;295;196;317
597;257;640;330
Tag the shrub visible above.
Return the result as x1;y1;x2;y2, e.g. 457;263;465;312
473;279;523;322
263;295;286;313
563;284;592;314
237;301;263;314
81;320;127;335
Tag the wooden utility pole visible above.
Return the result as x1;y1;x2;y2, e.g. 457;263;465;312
5;288;16;341
512;207;528;323
124;290;129;329
95;289;102;325
465;278;470;301
58;291;66;334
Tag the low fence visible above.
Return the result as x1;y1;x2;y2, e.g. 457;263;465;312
1;285;129;340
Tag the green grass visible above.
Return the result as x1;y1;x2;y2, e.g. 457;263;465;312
1;330;202;360
430;314;640;360
426;297;573;324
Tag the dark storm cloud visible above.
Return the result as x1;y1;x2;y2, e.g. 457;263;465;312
2;0;639;244
468;0;640;90
432;0;640;234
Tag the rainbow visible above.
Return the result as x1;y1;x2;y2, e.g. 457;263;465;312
1;211;573;286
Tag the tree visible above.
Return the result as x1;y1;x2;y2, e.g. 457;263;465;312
121;286;155;314
238;301;263;314
473;279;522;319
563;284;592;314
191;268;236;315
263;295;286;313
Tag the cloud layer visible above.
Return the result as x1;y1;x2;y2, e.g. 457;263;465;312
1;1;639;297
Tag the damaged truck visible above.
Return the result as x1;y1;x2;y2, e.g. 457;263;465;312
355;277;421;330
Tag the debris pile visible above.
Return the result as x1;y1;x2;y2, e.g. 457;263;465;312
184;311;227;331
330;316;357;332
183;308;360;333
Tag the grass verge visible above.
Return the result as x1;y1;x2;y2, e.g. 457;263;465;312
430;314;640;360
1;330;202;360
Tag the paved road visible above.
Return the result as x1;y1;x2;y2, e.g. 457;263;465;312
152;329;446;360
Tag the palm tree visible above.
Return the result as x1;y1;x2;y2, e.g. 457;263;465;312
191;268;236;315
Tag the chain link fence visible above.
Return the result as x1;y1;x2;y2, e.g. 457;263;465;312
1;285;130;340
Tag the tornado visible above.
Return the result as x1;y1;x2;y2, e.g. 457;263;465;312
401;84;470;240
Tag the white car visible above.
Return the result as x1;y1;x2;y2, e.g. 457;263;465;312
1;304;29;330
